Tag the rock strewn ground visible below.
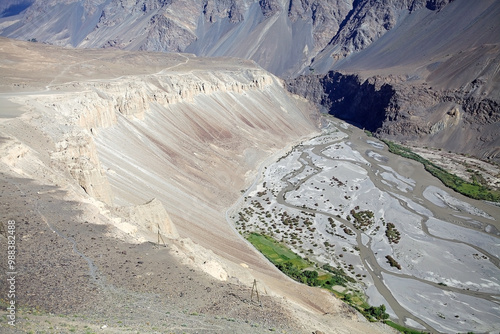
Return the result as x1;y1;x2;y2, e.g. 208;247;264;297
0;171;306;334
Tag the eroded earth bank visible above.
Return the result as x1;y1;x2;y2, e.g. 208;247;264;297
0;38;393;333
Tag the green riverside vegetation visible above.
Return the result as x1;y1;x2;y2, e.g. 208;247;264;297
246;233;395;323
384;320;428;334
381;139;500;202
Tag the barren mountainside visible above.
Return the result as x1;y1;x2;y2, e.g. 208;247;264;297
1;1;500;332
287;0;500;162
0;0;455;77
1;38;395;333
1;0;499;161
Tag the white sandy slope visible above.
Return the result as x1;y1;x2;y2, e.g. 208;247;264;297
0;38;393;333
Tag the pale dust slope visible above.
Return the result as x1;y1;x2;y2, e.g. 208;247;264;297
0;38;392;333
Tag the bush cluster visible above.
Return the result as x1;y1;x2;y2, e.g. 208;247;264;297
382;139;500;202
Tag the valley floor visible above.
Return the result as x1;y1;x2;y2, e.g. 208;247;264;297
231;117;500;333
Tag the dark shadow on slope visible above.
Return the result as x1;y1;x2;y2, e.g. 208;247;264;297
0;172;304;332
286;71;396;132
324;0;363;47
320;72;395;131
0;1;33;18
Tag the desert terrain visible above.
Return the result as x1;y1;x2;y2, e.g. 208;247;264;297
0;1;498;333
0;37;394;333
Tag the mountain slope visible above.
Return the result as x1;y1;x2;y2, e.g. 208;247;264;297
1;0;498;164
0;37;395;333
287;0;500;162
0;0;448;77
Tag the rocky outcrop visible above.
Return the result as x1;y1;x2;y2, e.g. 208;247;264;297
113;198;179;238
287;70;500;162
202;0;245;23
138;14;196;52
317;0;433;61
259;0;281;17
426;0;454;11
13;66;279;212
286;72;396;131
42;67;274;131
53;132;114;205
287;0;353;52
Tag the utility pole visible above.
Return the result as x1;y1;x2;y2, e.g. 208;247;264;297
251;279;261;306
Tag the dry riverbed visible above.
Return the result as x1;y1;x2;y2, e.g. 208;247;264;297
230;118;500;333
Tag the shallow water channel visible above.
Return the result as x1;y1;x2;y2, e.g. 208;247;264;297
232;120;500;333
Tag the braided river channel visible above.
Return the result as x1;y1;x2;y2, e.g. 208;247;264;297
230;119;500;333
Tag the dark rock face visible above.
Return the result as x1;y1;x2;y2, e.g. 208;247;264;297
286;71;500;162
203;0;245;23
0;0;34;18
259;0;281;17
320;73;395;132
286;72;395;131
426;0;454;11
286;72;395;132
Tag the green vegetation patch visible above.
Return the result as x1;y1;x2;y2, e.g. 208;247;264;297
365;304;390;321
350;209;375;231
382;139;500;202
384;320;428;334
385;255;401;270
246;234;394;324
385;222;401;244
322;264;356;286
246;233;352;289
247;233;309;270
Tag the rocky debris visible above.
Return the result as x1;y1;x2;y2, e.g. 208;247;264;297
138;14;197;52
203;0;245;23
288;0;353;51
0;173;305;334
324;0;424;59
259;0;281;17
0;173;106;315
59;133;114;205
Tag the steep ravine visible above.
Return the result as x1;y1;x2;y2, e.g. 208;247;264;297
286;71;500;163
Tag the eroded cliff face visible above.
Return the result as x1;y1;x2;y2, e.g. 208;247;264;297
286;72;396;131
0;37;319;262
